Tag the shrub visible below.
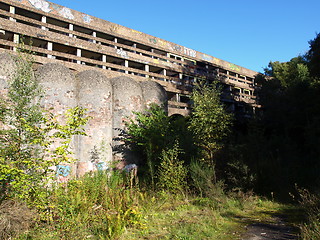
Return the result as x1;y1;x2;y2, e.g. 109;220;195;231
157;143;187;193
189;160;225;200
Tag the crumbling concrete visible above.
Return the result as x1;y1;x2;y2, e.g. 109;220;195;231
0;55;166;177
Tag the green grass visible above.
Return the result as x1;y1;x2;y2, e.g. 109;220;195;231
119;192;291;240
5;172;304;240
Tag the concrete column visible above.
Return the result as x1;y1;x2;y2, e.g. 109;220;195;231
9;6;16;22
92;31;96;43
102;55;106;69
163;69;167;76
176;93;180;102
77;49;81;64
166;53;170;62
13;34;19;52
114;38;117;49
133;43;136;53
145;64;149;78
69;24;73;37
41;16;47;30
47;42;53;58
124;60;128;74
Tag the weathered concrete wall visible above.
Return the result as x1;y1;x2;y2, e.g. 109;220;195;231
0;53;16;92
111;76;145;166
0;54;167;178
76;70;113;177
140;81;167;107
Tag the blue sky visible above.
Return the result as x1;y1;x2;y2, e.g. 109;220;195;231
52;0;320;73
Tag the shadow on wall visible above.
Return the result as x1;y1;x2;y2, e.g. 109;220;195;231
0;53;167;180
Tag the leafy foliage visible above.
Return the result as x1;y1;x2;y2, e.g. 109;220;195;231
0;50;89;203
157;142;187;193
188;81;232;184
126;104;194;187
306;33;320;78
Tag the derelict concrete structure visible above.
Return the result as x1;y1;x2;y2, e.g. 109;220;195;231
0;0;259;178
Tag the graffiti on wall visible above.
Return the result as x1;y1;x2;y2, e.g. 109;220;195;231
59;7;74;20
28;0;51;13
90;145;108;172
116;48;128;58
132;30;142;35
56;165;71;183
183;47;196;58
83;14;92;24
229;63;241;72
201;54;213;62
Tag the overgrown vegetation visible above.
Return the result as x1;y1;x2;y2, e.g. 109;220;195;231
1;34;320;239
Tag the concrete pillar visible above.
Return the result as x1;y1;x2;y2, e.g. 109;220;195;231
9;6;16;22
13;34;19;52
163;69;167;76
69;24;73;37
176;93;180;102
47;42;53;58
92;31;96;43
77;49;81;64
124;60;128;74
102;55;106;69
114;38;117;49
145;64;149;78
41;16;47;30
133;43;136;53
163;69;167;82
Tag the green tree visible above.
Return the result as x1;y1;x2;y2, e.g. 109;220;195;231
157;142;187;193
0;50;89;203
126;104;172;187
125;104;195;188
306;33;320;78
188;81;232;181
264;56;310;88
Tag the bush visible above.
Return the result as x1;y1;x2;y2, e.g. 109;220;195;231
157;143;187;193
189;160;225;200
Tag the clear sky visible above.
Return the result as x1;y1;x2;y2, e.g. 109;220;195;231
51;0;320;73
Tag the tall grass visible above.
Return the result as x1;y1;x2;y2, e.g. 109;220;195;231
22;171;144;239
298;189;320;240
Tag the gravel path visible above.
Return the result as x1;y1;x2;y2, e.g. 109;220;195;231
242;216;299;240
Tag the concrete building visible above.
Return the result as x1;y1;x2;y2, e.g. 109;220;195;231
0;0;261;178
0;0;259;117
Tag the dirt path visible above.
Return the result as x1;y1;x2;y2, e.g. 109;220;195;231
242;215;299;240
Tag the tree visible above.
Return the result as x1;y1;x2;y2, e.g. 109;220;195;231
0;50;89;203
188;80;232;181
306;33;320;78
125;104;195;188
125;104;172;187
